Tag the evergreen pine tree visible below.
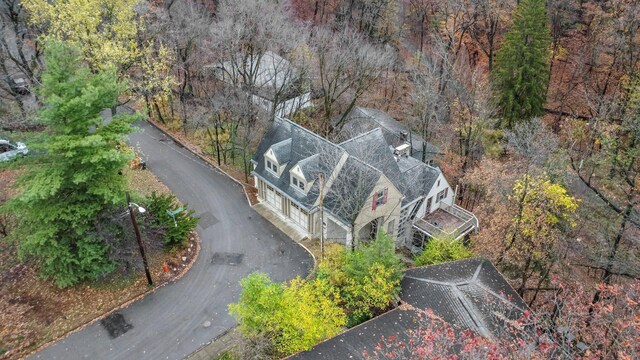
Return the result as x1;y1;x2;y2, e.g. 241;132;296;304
5;42;137;287
493;0;551;128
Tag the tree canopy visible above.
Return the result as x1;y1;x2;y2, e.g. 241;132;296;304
229;273;346;357
493;0;551;127
5;42;137;287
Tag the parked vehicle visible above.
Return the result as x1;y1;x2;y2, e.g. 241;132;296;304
0;140;28;161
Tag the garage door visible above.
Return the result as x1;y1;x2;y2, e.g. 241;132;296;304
266;185;282;212
290;203;308;230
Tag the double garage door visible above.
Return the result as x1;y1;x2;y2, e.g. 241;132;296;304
265;185;308;230
266;185;282;211
289;203;308;230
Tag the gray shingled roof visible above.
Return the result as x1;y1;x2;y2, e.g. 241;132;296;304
323;156;381;225
253;117;445;212
289;307;421;360
291;259;528;360
271;138;292;164
336;107;440;161
252;117;344;209
339;128;440;205
402;258;527;337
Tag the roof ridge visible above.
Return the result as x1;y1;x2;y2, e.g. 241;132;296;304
271;137;292;148
275;116;342;151
346;154;384;176
338;126;384;146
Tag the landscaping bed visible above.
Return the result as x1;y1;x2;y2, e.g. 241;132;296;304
0;167;199;360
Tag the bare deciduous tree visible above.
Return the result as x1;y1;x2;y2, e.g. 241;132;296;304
313;27;395;135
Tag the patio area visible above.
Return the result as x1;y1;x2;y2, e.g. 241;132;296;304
413;204;479;241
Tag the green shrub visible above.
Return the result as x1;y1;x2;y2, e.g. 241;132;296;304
229;273;345;357
414;236;474;266
317;232;405;327
146;192;198;248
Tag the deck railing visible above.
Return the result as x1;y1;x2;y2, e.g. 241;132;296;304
413;203;479;240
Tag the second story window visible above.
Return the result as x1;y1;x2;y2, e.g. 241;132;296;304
292;176;305;191
372;188;388;210
436;188;448;203
266;159;278;174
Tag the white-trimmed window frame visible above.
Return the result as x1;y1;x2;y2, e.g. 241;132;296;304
291;174;306;192
265;158;279;175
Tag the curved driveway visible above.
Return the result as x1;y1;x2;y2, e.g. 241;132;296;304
31;121;313;360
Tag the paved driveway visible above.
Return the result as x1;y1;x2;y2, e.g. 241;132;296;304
30;121;313;360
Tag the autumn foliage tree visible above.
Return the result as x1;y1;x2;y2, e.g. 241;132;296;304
498;175;579;300
229;273;346;357
317;232;405;326
23;0;141;72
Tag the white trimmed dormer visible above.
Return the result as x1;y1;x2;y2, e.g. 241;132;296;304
265;148;286;177
265;138;292;177
290;164;314;194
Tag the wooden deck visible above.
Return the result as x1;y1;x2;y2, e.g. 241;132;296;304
413;204;479;241
422;208;466;232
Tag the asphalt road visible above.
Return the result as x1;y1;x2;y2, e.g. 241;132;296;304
30;121;313;360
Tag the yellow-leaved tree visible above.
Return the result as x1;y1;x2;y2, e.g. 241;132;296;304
229;273;346;357
497;174;579;303
24;0;176;115
24;0;140;72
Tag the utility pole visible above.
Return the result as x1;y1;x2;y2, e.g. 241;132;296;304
319;173;325;261
126;192;153;286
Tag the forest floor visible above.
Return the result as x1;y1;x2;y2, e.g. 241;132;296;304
0;164;199;360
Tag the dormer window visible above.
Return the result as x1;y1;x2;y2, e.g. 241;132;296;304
291;175;305;191
266;159;278;174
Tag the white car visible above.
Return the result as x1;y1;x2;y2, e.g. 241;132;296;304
0;140;28;161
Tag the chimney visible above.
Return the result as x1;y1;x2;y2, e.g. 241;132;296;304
394;143;411;158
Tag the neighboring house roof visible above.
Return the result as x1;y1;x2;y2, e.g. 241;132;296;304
335;107;440;160
291;259;528;360
213;51;307;102
402;258;528;338
253;117;447;215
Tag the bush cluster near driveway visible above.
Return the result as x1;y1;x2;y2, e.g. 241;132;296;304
229;232;405;358
317;232;405;326
146;192;199;248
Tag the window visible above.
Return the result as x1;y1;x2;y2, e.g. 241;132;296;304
436;188;448;203
437;179;441;187
266;159;278;174
291;176;305;191
372;188;388;210
387;219;395;235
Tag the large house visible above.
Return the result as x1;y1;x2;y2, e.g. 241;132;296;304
209;51;311;117
251;116;478;250
290;258;530;359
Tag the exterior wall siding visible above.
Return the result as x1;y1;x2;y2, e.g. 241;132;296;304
353;175;403;245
